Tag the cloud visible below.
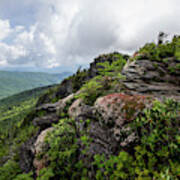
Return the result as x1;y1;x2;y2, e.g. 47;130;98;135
0;0;180;71
0;19;12;40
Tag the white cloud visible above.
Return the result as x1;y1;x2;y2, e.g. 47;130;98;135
0;0;180;70
0;19;12;40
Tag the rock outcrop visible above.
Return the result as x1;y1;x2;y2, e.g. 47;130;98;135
122;58;180;101
74;94;152;160
33;127;54;176
19;52;180;178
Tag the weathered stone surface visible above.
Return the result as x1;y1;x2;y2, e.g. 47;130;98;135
94;93;152;145
33;128;54;176
75;93;153;164
33;157;48;176
94;93;152;127
33;114;59;129
36;103;57;113
56;93;75;114
121;59;180;101
19;54;180;177
19;131;40;173
34;127;54;154
68;99;94;118
36;79;74;106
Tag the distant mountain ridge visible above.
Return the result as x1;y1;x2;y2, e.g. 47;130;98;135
0;71;71;99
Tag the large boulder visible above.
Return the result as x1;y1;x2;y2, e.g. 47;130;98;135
33;127;54;176
75;93;153;164
94;93;152;127
94;93;152;143
68;99;94;119
56;93;75;114
33;127;54;155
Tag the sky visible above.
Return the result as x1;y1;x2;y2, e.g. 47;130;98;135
0;0;180;73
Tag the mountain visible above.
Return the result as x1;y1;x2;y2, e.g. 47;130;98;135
0;71;71;99
0;85;54;166
0;85;55;133
0;35;180;179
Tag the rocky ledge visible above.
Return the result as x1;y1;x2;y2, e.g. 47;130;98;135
19;52;180;178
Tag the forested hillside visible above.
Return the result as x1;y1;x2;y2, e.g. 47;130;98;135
0;35;180;179
0;85;55;167
0;71;71;99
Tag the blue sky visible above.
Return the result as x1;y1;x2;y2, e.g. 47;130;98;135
0;0;180;73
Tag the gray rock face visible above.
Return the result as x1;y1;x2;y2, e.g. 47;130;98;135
33;93;75;130
20;56;180;176
75;94;152;160
33;128;54;176
19;131;40;173
121;58;180;101
68;99;94;119
33;114;59;129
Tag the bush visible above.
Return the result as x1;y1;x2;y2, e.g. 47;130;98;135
75;76;103;105
97;54;126;77
37;118;79;179
136;35;180;62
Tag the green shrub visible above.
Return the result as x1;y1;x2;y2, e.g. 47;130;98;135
97;54;126;77
91;99;180;179
172;35;180;60
131;99;180;179
76;56;126;105
14;172;33;180
136;35;180;62
37;118;79;179
75;76;103;105
71;68;88;92
0;160;21;180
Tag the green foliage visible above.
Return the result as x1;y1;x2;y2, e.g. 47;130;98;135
14;172;33;180
37;118;79;179
138;42;174;61
1;42;180;179
37;85;60;104
37;168;54;180
37;69;86;105
89;99;180;180
71;68;88;92
76;76;103;105
76;56;126;105
0;85;50;108
132;99;180;179
0;87;46;145
93;152;134;180
0;160;21;180
0;88;43;178
136;35;180;62
97;54;126;77
172;35;180;60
